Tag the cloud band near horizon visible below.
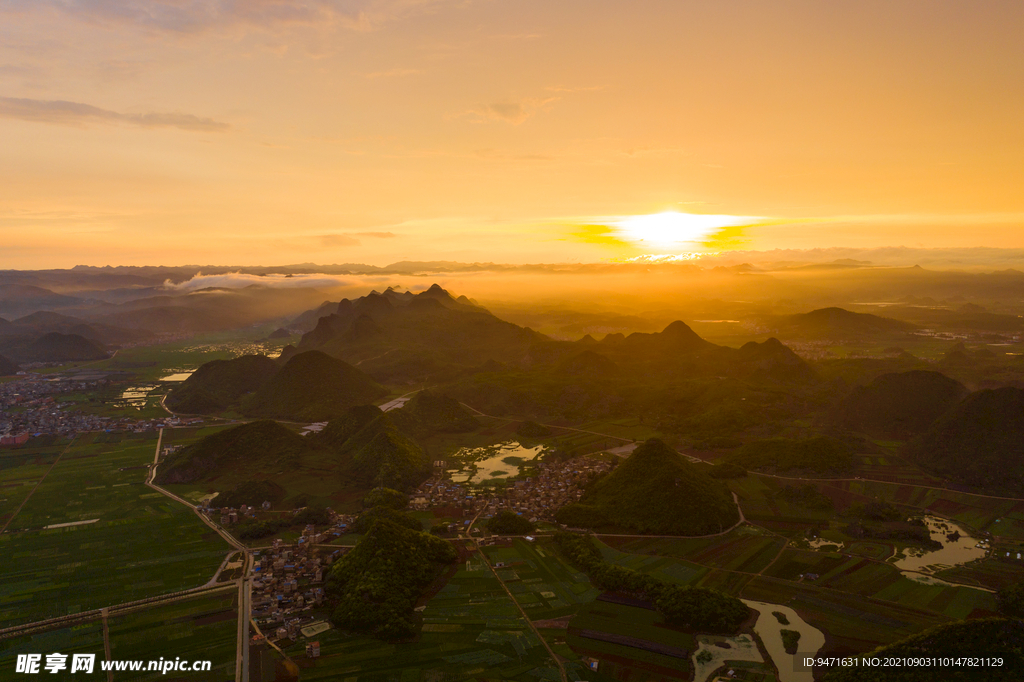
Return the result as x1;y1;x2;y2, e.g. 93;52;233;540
0;96;229;132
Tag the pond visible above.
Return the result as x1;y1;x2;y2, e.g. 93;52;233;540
447;441;546;484
159;371;194;382
118;384;159;409
691;633;763;682
806;537;844;552
742;600;825;682
892;515;986;574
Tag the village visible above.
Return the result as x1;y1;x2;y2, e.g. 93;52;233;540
198;453;614;649
0;371;203;445
410;455;613;524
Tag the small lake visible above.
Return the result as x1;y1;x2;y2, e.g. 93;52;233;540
892;515;986;574
691;633;763;682
159;371;194;382
743;600;825;682
447;441;546;484
118;384;159;408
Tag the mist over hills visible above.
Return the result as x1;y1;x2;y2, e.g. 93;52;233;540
0;332;109;363
767;307;917;340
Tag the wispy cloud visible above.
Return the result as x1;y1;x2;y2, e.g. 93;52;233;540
462;96;559;125
365;68;422;79
475;149;554;162
315;231;396;247
0;95;229;131
353;231;396;238
544;85;606;94
318;234;361;247
1;1;458;35
164;272;352;291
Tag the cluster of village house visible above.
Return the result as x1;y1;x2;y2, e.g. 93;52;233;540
409;455;612;523
199;455;611;651
0;372;202;443
248;537;343;650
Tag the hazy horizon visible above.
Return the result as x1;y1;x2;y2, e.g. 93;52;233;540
2;1;1023;268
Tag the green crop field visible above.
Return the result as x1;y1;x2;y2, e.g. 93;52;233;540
0;438;70;527
566;599;694;678
0;591;236;681
483;539;602;620
106;590;238;681
0;435;230;626
606;527;786;574
287;558;571;681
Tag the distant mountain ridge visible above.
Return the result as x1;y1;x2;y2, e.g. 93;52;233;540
768;307;917;339
291;284;544;383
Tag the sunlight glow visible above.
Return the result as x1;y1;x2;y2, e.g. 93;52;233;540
612;252;717;263
611;211;761;247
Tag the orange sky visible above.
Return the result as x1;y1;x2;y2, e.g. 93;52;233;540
1;1;1022;268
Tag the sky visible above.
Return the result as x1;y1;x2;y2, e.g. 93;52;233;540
1;0;1022;268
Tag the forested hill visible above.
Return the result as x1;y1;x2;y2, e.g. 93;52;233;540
557;438;739;535
903;387;1024;495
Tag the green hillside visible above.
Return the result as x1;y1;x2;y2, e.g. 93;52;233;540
0;353;18;375
312;405;430;490
903;387;1024;494
726;436;854;474
155;420;316;484
557;438;739;535
243;350;388;422
326;518;458;639
388;390;479;437
295;285;545;383
165;354;280;414
833;370;968;439
8;332;108;362
823;618;1024;680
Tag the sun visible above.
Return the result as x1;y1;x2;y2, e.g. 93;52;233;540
612;211;760;248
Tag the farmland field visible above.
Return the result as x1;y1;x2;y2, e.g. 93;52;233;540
0;591;237;681
286;557;567;681
0;434;230;626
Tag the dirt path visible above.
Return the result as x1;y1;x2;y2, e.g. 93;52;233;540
0;436;75;534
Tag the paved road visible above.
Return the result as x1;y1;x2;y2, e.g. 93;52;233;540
147;428;257;681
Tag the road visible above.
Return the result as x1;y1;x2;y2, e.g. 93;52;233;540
146;428;257;681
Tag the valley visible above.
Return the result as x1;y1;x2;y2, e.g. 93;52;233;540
3;272;1024;681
